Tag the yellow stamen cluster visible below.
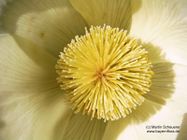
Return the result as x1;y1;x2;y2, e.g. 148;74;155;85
56;25;153;121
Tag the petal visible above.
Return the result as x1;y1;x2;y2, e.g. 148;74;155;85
0;0;6;18
69;0;134;29
0;34;57;86
0;34;67;140
130;0;187;65
107;112;183;140
58;113;107;140
103;64;187;140
0;92;68;140
177;113;187;140
1;0;87;56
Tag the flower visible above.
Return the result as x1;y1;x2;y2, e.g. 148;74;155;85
0;0;187;140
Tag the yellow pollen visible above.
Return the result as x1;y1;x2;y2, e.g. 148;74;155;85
56;25;153;121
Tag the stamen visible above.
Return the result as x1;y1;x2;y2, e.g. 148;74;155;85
56;25;153;121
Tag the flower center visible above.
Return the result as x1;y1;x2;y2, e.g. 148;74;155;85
56;25;153;121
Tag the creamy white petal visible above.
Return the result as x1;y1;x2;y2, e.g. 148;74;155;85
177;113;187;140
0;34;67;140
130;0;187;65
103;63;187;140
0;92;68;140
115;99;186;140
57;113;107;140
70;0;133;29
1;0;87;56
0;0;6;17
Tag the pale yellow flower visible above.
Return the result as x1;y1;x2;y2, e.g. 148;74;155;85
0;0;187;140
